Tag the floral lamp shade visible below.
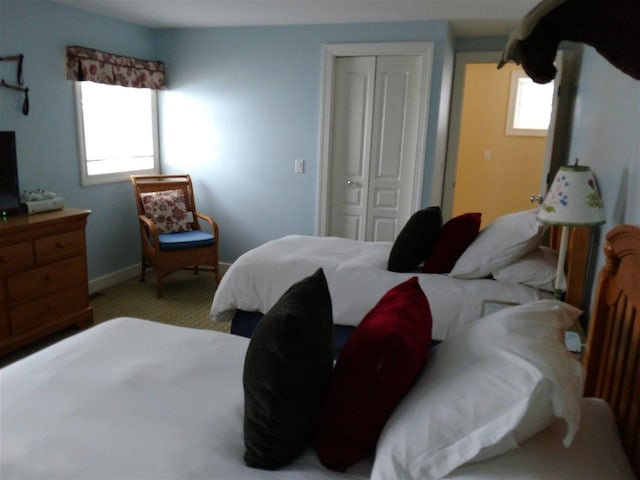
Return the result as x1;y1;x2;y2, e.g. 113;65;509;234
537;165;605;227
537;163;604;299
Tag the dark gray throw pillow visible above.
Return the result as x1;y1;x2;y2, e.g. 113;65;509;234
388;206;442;272
242;268;334;470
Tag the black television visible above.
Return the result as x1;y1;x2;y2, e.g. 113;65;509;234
0;131;21;216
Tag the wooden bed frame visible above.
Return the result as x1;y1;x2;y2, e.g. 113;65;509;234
582;224;640;476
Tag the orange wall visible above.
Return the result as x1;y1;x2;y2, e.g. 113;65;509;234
452;63;547;227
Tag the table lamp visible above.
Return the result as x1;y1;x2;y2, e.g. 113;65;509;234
537;162;605;299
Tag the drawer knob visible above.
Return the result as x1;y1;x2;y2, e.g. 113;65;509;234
45;274;53;281
0;256;6;264
56;241;66;248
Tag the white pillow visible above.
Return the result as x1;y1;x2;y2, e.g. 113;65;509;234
493;246;566;292
371;300;584;480
449;209;544;279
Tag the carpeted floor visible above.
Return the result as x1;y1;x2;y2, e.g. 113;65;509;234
1;270;229;367
91;269;229;332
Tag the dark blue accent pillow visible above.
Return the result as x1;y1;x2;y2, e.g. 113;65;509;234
231;310;355;361
388;206;442;272
243;268;334;470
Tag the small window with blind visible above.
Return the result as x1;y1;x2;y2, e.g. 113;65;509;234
75;82;159;185
505;70;555;137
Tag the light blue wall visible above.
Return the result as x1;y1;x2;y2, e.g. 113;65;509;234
0;0;157;280
156;22;454;261
455;36;506;52
1;1;454;280
7;1;638;294
568;46;640;308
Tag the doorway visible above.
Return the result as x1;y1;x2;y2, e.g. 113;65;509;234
317;42;434;241
442;50;579;227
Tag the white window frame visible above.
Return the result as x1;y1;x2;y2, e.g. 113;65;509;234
505;70;554;137
74;82;160;186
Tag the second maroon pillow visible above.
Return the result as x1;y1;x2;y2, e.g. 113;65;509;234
423;212;482;274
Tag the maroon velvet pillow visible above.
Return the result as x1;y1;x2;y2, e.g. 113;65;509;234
314;277;433;472
423;212;482;274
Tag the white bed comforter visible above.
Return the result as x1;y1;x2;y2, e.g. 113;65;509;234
0;318;371;480
210;235;549;340
1;318;633;480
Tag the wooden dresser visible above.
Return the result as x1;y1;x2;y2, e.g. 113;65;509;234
0;208;93;355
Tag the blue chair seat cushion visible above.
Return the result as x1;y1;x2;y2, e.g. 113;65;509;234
157;230;215;251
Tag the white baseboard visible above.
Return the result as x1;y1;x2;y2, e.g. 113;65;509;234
89;264;140;295
88;262;232;295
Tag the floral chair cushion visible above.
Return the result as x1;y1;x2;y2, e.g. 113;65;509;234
140;189;192;233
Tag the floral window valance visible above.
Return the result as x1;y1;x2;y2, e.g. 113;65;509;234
66;46;165;90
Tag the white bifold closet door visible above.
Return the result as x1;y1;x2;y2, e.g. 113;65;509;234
328;54;422;242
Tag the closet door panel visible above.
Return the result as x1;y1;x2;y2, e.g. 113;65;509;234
367;55;422;242
328;56;376;241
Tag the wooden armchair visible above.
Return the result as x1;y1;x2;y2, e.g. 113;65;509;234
131;174;220;298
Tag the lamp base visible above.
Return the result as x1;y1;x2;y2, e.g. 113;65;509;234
553;225;570;300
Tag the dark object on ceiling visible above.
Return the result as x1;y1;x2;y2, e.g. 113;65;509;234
499;0;640;84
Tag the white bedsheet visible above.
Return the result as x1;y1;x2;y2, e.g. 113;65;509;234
210;235;550;340
0;318;371;480
447;398;635;479
1;318;634;480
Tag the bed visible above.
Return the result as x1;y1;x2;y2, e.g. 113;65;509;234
211;210;590;347
1;224;637;479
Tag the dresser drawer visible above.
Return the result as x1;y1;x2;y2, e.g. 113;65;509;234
10;284;89;336
0;241;34;275
35;230;85;264
7;256;87;304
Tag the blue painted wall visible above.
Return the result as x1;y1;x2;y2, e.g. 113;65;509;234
2;0;638;293
0;0;157;281
567;46;640;305
1;1;453;280
455;36;506;52
156;23;454;260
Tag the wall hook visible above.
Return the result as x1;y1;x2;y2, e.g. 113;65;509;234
0;54;24;85
1;54;29;115
0;79;29;115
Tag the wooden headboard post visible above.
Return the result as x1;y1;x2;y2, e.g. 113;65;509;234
582;224;640;475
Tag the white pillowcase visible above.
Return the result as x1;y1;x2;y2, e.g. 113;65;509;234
371;300;584;480
449;209;544;279
493;246;566;292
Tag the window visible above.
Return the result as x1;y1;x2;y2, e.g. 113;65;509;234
75;82;159;185
505;70;555;137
